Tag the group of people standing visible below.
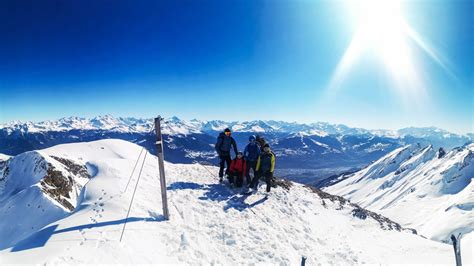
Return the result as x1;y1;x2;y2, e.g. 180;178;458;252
215;128;276;193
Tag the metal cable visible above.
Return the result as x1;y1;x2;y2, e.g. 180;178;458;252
122;124;156;193
119;150;148;242
122;147;144;193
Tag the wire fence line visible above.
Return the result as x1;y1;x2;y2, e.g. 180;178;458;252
120;150;148;242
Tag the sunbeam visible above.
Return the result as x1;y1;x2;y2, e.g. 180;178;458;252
328;0;455;103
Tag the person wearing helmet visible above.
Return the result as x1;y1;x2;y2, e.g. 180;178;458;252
228;151;247;187
244;135;260;185
215;128;238;182
249;143;275;193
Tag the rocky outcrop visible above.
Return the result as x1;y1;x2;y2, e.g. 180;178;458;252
39;157;91;211
438;147;446;159
41;166;75;211
273;178;293;190
304;184;417;234
50;156;90;178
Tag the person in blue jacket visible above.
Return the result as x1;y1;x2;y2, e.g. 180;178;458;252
215;128;238;182
243;135;260;185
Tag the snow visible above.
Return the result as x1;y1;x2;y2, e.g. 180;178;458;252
0;150;90;250
308;129;329;137
250;125;265;132
0;153;10;161
0;115;470;137
0;115;154;134
326;143;474;244
0;139;464;264
231;124;246;132
364;142;391;153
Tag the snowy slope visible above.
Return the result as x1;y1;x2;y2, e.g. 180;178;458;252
0;150;91;250
326;143;474;243
0;140;467;264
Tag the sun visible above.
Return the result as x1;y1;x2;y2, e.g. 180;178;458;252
355;1;407;67
328;0;451;102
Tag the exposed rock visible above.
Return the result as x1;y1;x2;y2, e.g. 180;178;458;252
39;157;91;211
273;178;293;191
459;150;473;170
304;184;417;234
40;165;75;211
0;158;9;180
1;166;8;181
305;185;349;205
351;208;367;219
50;156;91;179
438;148;446;159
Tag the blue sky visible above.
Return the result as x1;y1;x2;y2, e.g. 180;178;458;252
0;0;472;133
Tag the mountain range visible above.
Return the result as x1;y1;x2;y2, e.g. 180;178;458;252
1;115;472;184
325;143;474;243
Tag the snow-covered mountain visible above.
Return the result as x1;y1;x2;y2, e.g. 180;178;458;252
3;115;472;138
1;115;472;184
0;115;367;135
0;149;91;250
0;139;470;264
1;115;154;134
0;153;10;161
325;143;474;243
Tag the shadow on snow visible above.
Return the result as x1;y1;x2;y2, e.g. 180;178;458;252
11;181;264;253
10;216;165;252
168;181;268;212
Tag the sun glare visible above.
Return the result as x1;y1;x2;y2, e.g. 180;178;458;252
328;0;452;103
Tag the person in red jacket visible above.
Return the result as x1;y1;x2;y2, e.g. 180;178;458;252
228;151;247;187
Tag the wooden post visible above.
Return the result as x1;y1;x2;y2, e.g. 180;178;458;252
155;116;170;220
451;234;462;266
301;256;307;266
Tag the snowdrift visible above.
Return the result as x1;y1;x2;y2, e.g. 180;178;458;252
0;139;467;264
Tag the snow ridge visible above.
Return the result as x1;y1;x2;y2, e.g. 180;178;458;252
326;143;474;242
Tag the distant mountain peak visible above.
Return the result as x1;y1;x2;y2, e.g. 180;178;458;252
1;115;470;143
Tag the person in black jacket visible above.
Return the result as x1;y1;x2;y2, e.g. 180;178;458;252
215;128;238;182
249;143;276;193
